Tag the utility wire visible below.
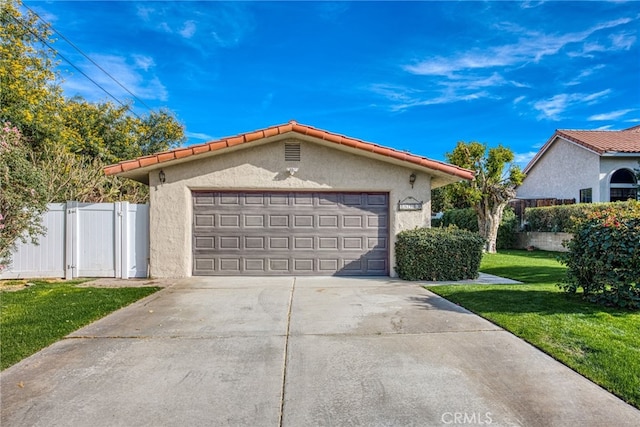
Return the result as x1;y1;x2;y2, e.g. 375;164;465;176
6;9;142;119
23;3;154;112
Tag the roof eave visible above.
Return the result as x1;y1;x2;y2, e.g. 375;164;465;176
104;122;474;184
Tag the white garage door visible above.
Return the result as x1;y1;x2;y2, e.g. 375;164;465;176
192;191;389;275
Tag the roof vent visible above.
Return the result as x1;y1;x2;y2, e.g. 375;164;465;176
285;143;301;161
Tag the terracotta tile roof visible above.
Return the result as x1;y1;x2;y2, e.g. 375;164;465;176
104;121;474;181
556;125;640;154
524;125;640;173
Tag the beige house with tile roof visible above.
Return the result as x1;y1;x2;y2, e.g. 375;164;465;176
517;125;640;203
105;121;473;278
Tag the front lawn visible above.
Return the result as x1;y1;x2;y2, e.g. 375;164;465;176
0;281;159;370
427;250;640;409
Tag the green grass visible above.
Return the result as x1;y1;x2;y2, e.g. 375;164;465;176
427;250;640;409
0;281;159;370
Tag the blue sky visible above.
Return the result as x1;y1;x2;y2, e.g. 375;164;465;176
24;0;640;166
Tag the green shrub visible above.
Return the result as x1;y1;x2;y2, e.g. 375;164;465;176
431;217;443;228
442;208;478;231
497;207;518;249
395;227;485;281
442;207;517;249
525;201;637;232
558;201;640;309
525;204;588;232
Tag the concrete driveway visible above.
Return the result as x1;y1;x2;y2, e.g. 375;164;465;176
2;277;639;426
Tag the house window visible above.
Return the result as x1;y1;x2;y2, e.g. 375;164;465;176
609;169;638;202
579;188;592;203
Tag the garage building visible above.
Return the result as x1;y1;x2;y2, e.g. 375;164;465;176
105;121;473;277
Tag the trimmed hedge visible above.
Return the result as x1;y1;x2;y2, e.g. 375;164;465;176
395;227;485;281
525;201;637;232
559;201;640;309
442;208;478;232
441;207;517;249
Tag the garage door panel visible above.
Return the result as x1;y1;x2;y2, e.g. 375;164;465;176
343;216;363;228
269;259;290;272
194;236;215;249
269;237;289;249
220;194;240;205
245;236;265;249
368;237;387;250
293;215;314;227
318;215;338;227
219;215;240;227
245;194;265;205
194;214;215;228
294;259;314;272
269;215;289;227
219;258;241;272
194;258;215;272
343;194;363;206
293;236;314;249
367;215;387;229
219;236;240;249
193;192;388;276
367;194;387;205
268;194;289;205
319;259;339;271
244;258;265;271
244;215;265;227
318;237;338;250
193;194;215;206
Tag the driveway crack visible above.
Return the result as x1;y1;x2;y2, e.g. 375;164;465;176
278;277;296;427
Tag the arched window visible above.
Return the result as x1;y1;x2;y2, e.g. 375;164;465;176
609;169;638;202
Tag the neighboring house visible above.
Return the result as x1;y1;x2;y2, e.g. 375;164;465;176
516;125;640;203
105;121;473;278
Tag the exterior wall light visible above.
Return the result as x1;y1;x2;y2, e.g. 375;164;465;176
159;170;166;184
409;172;416;188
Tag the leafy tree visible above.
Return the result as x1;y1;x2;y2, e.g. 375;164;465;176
61;99;184;163
0;123;47;270
41;142;150;203
445;141;525;253
1;0;186;204
0;0;66;150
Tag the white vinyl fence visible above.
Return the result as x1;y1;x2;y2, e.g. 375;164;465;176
1;202;149;280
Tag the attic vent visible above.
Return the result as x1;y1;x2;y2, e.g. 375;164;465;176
285;143;301;161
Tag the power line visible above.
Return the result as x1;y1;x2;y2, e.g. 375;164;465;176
23;3;154;112
6;7;142;119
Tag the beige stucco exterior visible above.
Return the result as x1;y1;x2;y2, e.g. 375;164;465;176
517;135;640;202
516;137;601;201
147;136;435;278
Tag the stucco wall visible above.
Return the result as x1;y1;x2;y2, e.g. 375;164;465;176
514;232;572;252
517;138;600;201
148;137;433;277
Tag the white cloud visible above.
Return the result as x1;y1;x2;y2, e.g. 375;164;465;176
533;89;611;120
594;124;614;130
609;33;636;50
61;54;168;103
588;109;635;121
404;17;634;76
180;20;197;39
132;55;155;71
137;3;253;49
566;64;606;85
514;151;538;166
513;96;526;104
186;131;215;141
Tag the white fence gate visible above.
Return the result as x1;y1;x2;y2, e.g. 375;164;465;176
1;202;149;280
